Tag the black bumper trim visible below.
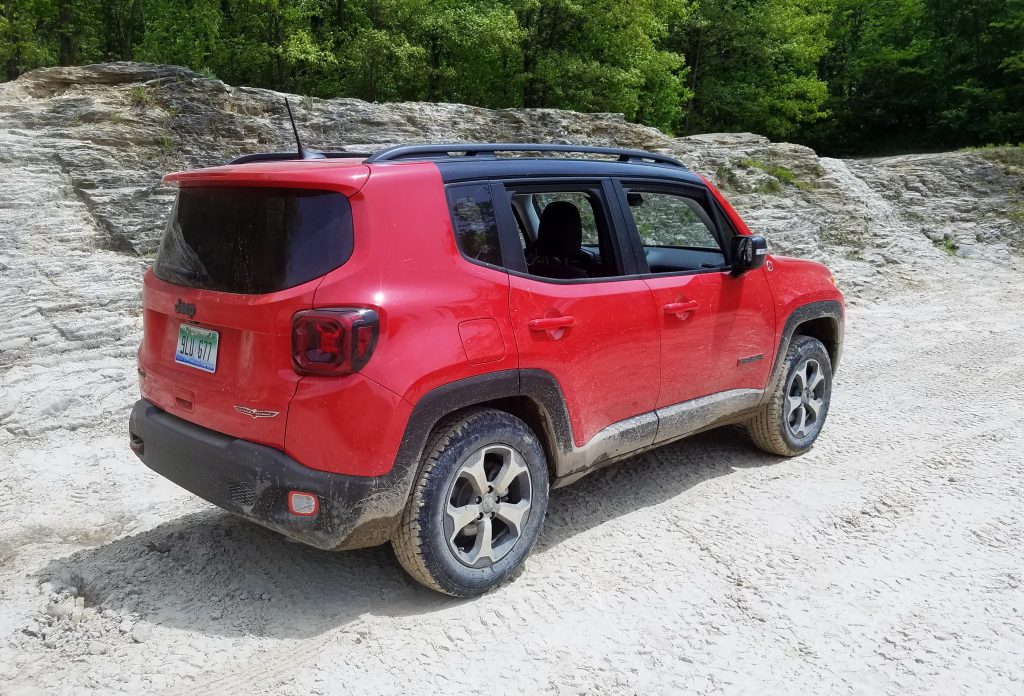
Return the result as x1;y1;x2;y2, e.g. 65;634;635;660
128;399;411;550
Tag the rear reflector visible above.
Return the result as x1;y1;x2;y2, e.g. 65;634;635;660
288;491;319;517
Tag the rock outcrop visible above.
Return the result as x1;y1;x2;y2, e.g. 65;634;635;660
1;62;1022;437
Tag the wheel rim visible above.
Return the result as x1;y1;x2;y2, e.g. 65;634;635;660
443;444;532;569
785;358;826;439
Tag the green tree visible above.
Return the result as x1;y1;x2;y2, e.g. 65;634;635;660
675;0;832;140
514;0;688;129
814;0;1024;153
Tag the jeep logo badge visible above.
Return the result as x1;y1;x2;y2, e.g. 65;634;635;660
175;299;196;318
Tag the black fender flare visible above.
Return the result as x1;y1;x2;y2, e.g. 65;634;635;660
392;369;574;478
761;300;844;406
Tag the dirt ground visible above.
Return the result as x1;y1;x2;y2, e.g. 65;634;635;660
2;253;1023;695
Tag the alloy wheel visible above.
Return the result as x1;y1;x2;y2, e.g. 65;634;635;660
785;358;826;439
443;445;533;568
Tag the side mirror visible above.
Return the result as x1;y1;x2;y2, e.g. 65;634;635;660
730;235;768;276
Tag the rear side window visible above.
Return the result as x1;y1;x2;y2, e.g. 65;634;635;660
154;187;353;294
447;183;502;267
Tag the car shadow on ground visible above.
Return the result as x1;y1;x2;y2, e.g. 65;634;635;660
40;428;780;640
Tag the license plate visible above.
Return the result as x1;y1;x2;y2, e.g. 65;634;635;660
175;324;219;373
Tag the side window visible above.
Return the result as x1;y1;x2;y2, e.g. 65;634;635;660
447;183;502;267
624;188;727;273
627;191;720;249
533;192;600;246
502;184;627;282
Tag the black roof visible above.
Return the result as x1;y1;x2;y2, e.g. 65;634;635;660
365;143;685;167
432;156;704;185
227;142;702;186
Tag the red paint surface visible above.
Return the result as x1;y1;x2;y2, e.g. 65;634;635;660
140;159;843;477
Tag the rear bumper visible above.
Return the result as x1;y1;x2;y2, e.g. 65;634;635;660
128;399;411;550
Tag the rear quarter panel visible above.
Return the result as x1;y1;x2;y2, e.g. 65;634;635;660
284;162;518;476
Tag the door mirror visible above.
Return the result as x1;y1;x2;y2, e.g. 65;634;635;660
730;235;768;276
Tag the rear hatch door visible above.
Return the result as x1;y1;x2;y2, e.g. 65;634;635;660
139;181;358;448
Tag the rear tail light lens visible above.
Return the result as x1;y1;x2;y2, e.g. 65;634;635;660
292;308;379;376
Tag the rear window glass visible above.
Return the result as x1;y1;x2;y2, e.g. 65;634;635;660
154;187;353;294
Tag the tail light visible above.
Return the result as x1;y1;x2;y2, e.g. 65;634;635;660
292;308;379;376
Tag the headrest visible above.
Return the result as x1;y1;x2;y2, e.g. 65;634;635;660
536;201;584;259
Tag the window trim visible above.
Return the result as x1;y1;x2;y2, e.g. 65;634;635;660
612;178;737;278
491;177;644;285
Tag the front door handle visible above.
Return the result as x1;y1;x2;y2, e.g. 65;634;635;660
664;300;699;318
528;316;576;331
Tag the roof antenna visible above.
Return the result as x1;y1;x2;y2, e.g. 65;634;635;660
284;97;323;160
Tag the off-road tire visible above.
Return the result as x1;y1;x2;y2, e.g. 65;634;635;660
392;408;549;596
748;335;833;456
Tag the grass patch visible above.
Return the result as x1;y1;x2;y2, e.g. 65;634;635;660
714;164;742;191
765;164;797;184
975;145;1024;175
156;134;175;152
934;237;959;255
739;159;815;193
130;85;153;108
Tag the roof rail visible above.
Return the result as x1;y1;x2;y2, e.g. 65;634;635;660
364;143;686;168
228;150;374;165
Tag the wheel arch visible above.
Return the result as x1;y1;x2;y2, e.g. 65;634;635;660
792;315;842;371
761;300;844;407
394;369;573;487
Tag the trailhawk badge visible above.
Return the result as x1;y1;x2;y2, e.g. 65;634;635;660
234;405;280;419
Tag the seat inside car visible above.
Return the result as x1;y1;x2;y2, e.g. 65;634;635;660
527;201;588;279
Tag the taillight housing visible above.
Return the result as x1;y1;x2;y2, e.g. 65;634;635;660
292;308;379;376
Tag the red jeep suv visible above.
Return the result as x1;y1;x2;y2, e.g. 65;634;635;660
129;143;844;596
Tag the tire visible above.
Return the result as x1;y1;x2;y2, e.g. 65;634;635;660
748;335;833;456
392;408;550;596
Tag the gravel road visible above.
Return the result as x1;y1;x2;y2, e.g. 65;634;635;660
2;252;1023;695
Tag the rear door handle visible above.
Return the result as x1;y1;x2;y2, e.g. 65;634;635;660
663;300;699;317
528;316;575;331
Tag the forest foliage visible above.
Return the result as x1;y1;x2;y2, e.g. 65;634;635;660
1;0;1022;154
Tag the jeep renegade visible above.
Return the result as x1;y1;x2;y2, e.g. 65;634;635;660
129;143;844;596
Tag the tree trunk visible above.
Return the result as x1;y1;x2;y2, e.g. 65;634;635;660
2;0;22;79
428;37;441;102
58;0;75;66
683;28;703;134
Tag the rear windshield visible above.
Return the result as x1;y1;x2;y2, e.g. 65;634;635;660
153;186;353;294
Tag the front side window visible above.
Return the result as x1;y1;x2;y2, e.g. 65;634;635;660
628;191;720;249
447;183;502;267
624;188;727;273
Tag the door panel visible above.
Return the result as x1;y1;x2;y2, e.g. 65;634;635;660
645;269;775;407
509;276;660;447
611;180;776;408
